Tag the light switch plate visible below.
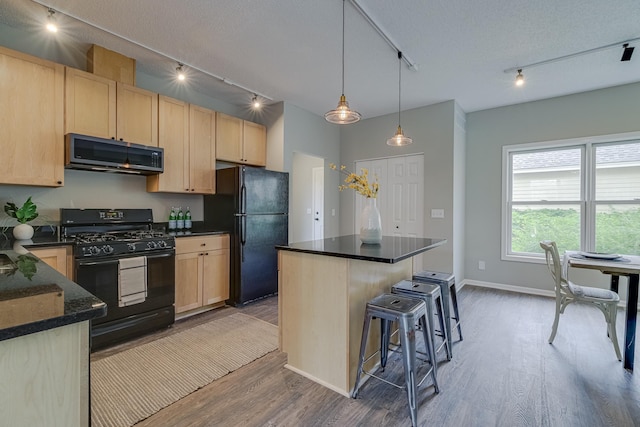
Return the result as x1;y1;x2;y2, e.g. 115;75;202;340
431;208;445;218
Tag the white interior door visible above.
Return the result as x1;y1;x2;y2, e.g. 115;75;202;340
355;154;424;271
312;167;324;240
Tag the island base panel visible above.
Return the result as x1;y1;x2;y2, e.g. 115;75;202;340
279;250;412;396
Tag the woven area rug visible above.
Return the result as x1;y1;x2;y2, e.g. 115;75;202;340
91;313;278;427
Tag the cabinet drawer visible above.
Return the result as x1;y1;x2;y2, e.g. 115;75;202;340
175;234;229;254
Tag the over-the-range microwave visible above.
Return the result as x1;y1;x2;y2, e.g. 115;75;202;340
65;133;163;175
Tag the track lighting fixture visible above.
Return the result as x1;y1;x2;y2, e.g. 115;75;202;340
387;51;412;147
515;69;524;87
176;63;186;81
251;94;261;109
621;43;634;62
46;8;58;33
505;37;640;83
325;0;361;125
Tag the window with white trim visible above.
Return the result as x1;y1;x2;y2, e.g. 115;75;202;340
502;134;640;261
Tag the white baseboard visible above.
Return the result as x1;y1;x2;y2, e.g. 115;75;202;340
458;279;632;310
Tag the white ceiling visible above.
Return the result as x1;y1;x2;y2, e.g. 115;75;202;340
1;0;639;119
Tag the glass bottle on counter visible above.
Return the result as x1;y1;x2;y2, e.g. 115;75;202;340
168;207;177;230
176;206;185;229
184;207;192;229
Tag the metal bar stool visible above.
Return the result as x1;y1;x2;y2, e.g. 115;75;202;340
353;293;439;427
392;279;451;361
413;271;463;356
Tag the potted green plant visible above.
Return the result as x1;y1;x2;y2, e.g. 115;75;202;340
4;197;39;240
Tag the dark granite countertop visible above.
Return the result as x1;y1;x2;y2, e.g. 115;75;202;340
153;221;228;238
0;249;106;342
0;225;68;251
277;235;447;264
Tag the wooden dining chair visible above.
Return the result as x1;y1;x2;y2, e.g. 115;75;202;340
539;240;622;361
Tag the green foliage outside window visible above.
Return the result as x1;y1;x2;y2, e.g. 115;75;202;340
512;207;640;256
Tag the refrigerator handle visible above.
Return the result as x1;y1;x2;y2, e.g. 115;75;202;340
240;183;246;215
240;215;246;262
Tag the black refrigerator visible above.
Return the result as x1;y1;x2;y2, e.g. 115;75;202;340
204;166;289;306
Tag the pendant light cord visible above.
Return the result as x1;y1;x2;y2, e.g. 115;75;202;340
341;0;346;95
397;50;402;127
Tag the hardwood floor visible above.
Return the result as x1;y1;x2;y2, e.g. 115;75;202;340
92;286;640;426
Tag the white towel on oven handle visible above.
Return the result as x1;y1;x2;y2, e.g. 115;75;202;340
118;256;147;307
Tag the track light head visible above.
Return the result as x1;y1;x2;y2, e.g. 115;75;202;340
515;69;524;86
621;43;635;62
176;63;185;81
46;8;58;33
252;94;261;109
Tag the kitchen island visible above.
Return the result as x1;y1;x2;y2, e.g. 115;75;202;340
277;235;446;397
0;248;106;427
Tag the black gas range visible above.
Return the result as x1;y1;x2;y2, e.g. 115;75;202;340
61;208;175;350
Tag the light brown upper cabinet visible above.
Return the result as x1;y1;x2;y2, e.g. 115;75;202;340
242;120;267;166
147;97;215;194
147;96;189;193
116;82;158;146
216;112;266;166
188;104;216;194
64;67;116;139
65;70;156;146
0;46;64;187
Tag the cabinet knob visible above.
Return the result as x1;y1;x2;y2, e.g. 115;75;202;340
57;181;62;185
201;243;206;246
205;252;209;255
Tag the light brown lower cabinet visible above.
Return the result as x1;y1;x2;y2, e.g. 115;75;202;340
29;246;73;279
175;234;229;314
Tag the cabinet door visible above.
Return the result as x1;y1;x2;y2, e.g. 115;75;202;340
65;67;116;139
0;46;64;187
30;247;68;278
147;96;190;193
116;82;158;145
189;105;216;194
242;120;267;166
215;112;243;163
175;252;203;313
202;248;230;305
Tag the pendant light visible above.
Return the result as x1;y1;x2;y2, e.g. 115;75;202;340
325;0;361;124
387;51;412;146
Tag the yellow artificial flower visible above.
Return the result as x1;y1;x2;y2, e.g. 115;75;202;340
329;163;379;198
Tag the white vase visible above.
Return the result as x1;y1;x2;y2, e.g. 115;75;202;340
13;223;34;240
359;198;382;244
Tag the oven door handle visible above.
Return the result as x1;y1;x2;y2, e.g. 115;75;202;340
77;259;119;267
145;252;175;260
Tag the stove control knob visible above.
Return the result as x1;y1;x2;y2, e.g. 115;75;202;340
102;245;114;254
127;243;136;251
147;241;157;249
157;240;167;248
89;246;101;255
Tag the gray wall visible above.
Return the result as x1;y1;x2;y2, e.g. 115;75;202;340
340;101;458;273
465;81;640;295
282;103;341;239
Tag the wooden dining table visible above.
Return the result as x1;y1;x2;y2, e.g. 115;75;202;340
566;252;640;371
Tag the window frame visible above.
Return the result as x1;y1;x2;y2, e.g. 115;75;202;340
501;131;640;264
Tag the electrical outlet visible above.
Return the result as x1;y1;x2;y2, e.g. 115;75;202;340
431;209;445;218
331;209;335;216
478;260;486;270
